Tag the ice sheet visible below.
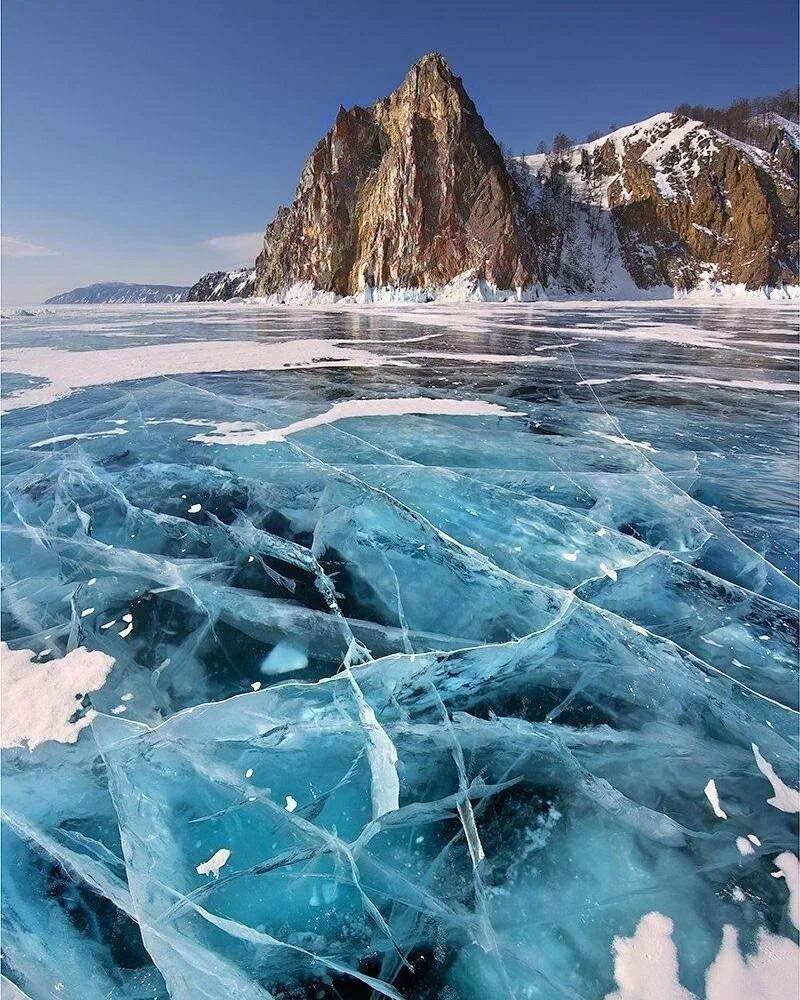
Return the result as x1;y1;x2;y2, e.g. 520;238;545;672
2;301;797;999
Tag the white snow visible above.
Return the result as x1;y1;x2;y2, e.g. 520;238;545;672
195;848;231;878
705;926;799;1000
606;912;800;1000
581;373;798;394
605;911;696;1000
29;427;128;449
774;852;799;929
704;779;728;819
752;744;800;812
520;111;796;212
260;641;309;676
1;641;114;750
1;339;403;412
190;397;522;446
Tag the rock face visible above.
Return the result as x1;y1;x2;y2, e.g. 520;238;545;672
758;113;800;181
521;113;799;292
253;53;538;298
44;282;188;304
186;268;255;302
187;55;798;301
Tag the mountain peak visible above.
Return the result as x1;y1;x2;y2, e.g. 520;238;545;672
190;61;798;302
253;55;537;297
406;51;455;80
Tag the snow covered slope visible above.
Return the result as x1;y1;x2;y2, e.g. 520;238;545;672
185;55;799;303
44;282;188;304
186;268;255;302
517;112;798;294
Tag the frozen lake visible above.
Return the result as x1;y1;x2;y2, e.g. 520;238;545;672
1;301;798;999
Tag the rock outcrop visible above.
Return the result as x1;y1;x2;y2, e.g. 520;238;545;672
186;55;798;302
521;113;799;292
253;53;538;298
186;268;255;302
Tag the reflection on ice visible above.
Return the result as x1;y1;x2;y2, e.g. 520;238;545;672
1;302;798;998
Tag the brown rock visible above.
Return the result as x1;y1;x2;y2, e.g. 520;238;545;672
535;114;798;291
254;53;537;298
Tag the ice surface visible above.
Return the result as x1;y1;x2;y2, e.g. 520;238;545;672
1;301;798;998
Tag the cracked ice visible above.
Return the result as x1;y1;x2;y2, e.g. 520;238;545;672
1;301;798;999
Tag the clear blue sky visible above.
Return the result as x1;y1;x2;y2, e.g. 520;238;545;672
3;0;797;304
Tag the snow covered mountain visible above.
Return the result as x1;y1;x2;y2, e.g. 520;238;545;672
44;282;188;304
188;55;799;302
516;112;798;296
185;268;255;302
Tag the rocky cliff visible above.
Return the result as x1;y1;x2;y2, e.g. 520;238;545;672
520;113;799;293
186;268;255;302
188;55;798;302
253;53;538;298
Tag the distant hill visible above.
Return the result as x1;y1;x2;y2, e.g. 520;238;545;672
44;282;188;304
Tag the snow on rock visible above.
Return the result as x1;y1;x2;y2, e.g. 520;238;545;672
517;111;798;293
44;282;188;305
186;268;255;302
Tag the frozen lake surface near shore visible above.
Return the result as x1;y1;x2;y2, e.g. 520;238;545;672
1;300;798;999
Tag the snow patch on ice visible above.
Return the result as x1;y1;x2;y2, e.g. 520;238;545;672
190;397;523;446
582;373;799;394
605;911;696;1000
29;427;128;449
1;641;114;750
2;339;401;412
774;853;799;929
607;911;800;1000
260;641;309;676
705;925;800;1000
196;848;231;878
752;744;800;812
704;779;728;819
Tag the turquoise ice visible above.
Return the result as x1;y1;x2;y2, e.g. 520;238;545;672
1;302;797;998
